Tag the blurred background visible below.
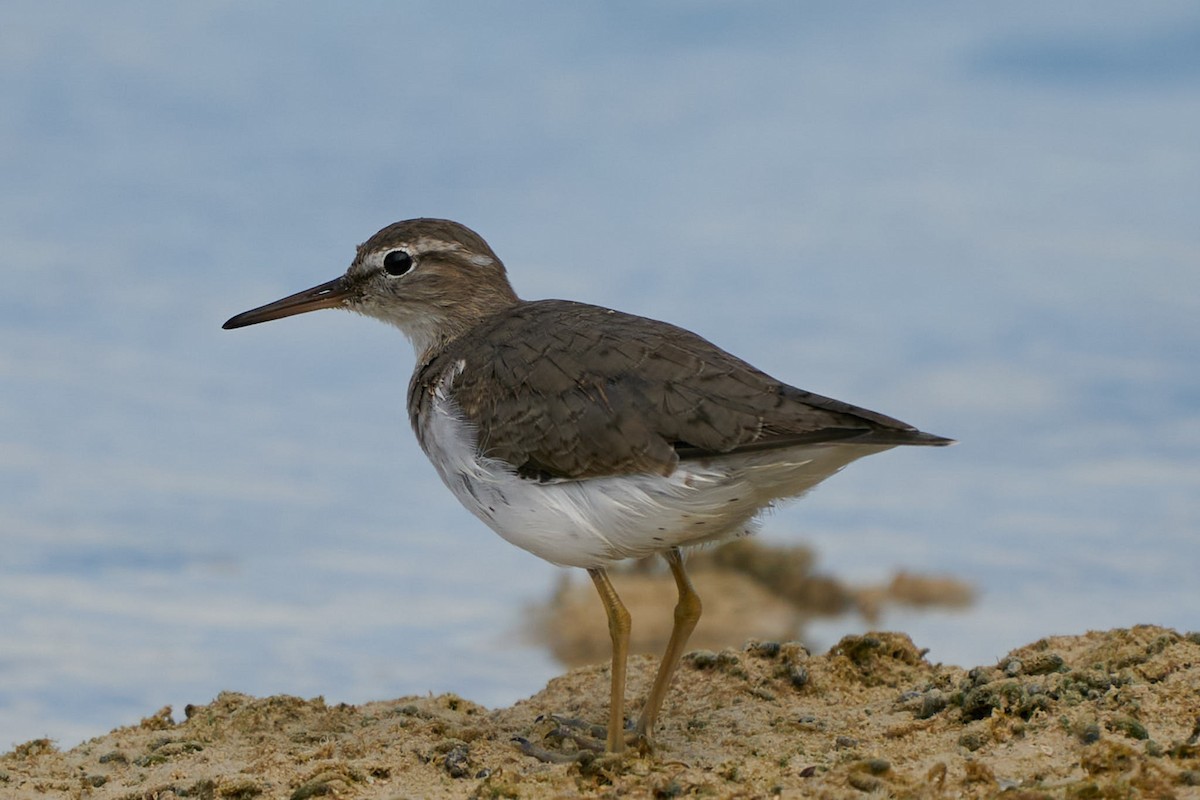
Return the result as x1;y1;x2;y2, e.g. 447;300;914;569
2;1;1197;749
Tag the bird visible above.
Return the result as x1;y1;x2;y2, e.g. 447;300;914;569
223;218;953;755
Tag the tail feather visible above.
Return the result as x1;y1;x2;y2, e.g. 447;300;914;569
848;429;957;447
675;427;955;460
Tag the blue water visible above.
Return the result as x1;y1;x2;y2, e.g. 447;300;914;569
2;2;1198;748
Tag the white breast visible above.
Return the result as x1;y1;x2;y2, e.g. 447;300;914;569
416;362;890;569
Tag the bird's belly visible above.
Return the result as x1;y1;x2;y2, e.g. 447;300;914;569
417;394;889;569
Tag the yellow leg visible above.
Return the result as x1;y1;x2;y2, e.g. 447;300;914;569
588;567;631;754
635;547;702;744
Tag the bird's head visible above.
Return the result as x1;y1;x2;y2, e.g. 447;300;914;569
223;218;519;356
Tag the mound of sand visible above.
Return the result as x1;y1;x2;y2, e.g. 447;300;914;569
4;625;1198;798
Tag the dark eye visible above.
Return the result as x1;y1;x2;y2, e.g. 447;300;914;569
383;250;413;276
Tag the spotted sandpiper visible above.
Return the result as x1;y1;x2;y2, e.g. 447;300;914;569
223;218;953;755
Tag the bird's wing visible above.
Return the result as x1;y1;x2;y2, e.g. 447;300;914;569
411;300;950;481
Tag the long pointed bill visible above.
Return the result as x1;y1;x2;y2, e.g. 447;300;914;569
223;277;351;329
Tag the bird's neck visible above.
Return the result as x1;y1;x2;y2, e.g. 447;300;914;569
404;289;522;362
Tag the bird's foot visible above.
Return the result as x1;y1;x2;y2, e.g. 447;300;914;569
515;714;644;763
630;729;656;756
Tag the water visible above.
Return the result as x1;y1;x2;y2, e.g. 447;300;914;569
3;1;1198;749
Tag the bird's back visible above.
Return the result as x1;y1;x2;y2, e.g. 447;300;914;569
409;299;951;483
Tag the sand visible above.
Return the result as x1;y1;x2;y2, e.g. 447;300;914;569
4;625;1198;799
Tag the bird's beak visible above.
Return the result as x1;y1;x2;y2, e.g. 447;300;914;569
223;277;351;329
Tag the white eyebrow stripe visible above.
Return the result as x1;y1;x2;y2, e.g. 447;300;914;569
407;236;451;254
408;237;496;266
358;237;497;271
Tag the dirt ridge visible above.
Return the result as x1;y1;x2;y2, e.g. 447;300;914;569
3;626;1198;799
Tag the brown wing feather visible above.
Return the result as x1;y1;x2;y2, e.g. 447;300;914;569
410;300;949;480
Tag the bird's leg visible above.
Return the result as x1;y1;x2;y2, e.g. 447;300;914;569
588;566;631;754
634;546;702;747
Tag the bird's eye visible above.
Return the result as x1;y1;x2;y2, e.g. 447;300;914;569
383;250;414;277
